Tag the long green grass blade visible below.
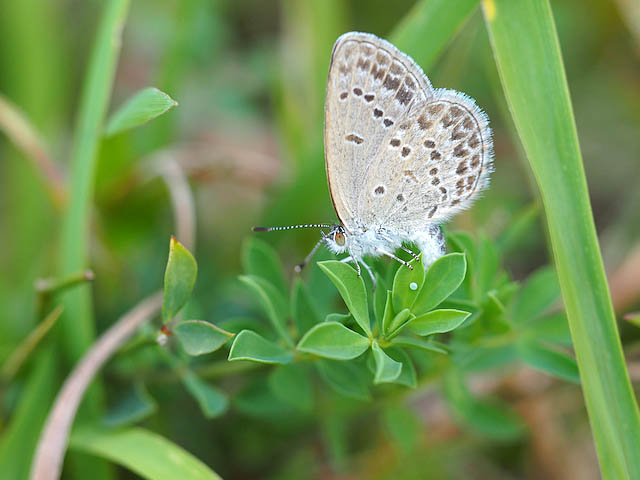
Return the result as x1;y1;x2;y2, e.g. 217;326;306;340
483;1;640;477
0;348;57;480
69;427;222;480
54;2;130;478
57;0;130;361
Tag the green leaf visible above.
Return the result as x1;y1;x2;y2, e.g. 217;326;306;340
523;312;572;346
297;322;369;360
392;253;425;312
181;371;228;418
484;0;640;474
372;342;403;384
412;253;467;315
57;0;130;367
174;320;233;356
291;278;321;336
475;236;499;297
316;360;371;401
391;0;480;70
0;348;57;480
239;275;292;346
386;348;418;388
496;203;540;255
69;426;222;480
268;364;313;413
443;370;525;441
446;233;475;300
517;340;580;383
325;312;351;324
456;345;517;373
103;384;157;427
389;336;448;355
513;267;560;322
381;290;395;334
216;316;270;337
373;275;388;327
162;237;197;322
242;237;287;297
233;379;293;421
228;330;293;364
407;309;471;336
317;260;371;336
104;87;178;136
387;309;414;336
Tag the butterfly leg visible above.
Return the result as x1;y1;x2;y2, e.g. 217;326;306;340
360;260;377;290
295;234;326;272
377;230;420;263
399;245;421;263
340;255;363;277
379;249;414;270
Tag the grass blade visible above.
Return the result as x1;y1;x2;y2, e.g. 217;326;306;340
69;427;222;480
390;0;480;69
57;0;130;361
483;1;640;477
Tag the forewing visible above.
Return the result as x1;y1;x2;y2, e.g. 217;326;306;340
362;89;493;233
325;32;434;230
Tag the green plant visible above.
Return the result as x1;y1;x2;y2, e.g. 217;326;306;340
162;235;576;443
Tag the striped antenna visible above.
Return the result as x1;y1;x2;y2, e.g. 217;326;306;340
252;224;333;232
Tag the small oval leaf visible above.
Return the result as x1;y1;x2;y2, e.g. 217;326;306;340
317;261;371;336
443;370;525;441
239;275;292;346
242;237;287;296
162;237;197;322
412;253;467;315
291;278;321;336
268;364;313;413
389;335;449;355
316;359;371;401
105;87;178;137
385;348;417;388
517;339;580;383
372;342;403;384
297;322;370;360
374;274;389;327
228;330;293;364
392;253;425;312
386;309;414;337
513;266;560;323
381;290;395;334
181;372;228;418
407;309;471;336
174;320;234;356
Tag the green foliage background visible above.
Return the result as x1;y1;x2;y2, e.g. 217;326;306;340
1;0;639;479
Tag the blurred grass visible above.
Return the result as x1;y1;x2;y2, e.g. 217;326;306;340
58;0;130;362
483;0;640;477
54;1;130;478
390;0;479;67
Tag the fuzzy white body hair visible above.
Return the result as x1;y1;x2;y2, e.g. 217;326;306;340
325;221;445;268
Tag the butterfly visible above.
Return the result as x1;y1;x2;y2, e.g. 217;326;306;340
254;32;493;287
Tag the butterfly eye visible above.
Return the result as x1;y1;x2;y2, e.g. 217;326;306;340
334;232;346;246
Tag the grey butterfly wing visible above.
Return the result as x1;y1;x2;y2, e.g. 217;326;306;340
325;32;434;231
362;89;493;233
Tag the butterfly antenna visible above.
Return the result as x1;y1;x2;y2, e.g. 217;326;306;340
295;233;327;273
252;224;333;232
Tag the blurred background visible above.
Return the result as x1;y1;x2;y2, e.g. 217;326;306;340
1;0;639;478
